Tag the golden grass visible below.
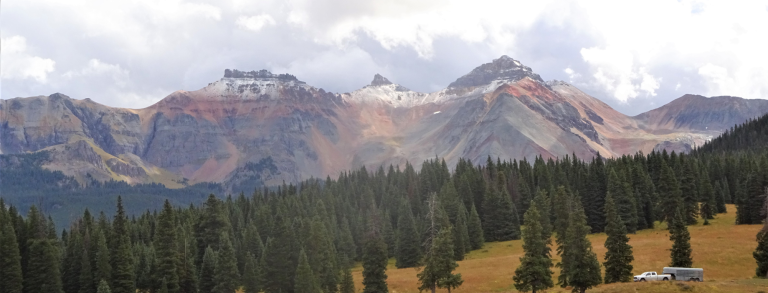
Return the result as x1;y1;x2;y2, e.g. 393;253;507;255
352;205;767;292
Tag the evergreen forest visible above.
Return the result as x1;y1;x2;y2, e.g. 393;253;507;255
4;113;768;292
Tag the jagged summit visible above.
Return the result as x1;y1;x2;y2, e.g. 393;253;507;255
448;55;545;88
223;69;303;83
370;74;393;86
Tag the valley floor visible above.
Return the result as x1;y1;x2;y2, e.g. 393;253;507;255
352;204;768;292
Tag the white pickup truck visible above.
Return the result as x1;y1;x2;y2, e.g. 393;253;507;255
633;271;671;282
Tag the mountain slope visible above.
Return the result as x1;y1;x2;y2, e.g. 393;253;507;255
3;56;765;191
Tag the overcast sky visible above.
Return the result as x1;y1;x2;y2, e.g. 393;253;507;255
2;0;767;115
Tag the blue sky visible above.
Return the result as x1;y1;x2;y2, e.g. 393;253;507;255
2;0;767;115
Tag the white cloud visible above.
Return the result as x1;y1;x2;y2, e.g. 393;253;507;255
1;36;56;83
63;59;130;88
237;14;277;32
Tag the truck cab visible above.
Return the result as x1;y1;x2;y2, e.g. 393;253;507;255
633;271;670;282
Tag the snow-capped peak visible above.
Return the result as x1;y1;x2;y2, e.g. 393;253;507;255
447;55;545;89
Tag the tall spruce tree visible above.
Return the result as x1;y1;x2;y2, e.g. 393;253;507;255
155;200;180;293
96;280;111;293
669;210;693;268
198;247;217;293
242;252;260;293
339;264;356;293
362;229;388;293
714;181;728;213
513;204;553;293
467;203;484;250
552;187;572;287
263;212;298;293
603;192;634;284
755;227;768;278
304;218;338;293
563;200;602;293
24;206;64;293
213;232;240;293
418;228;463;293
396;201;421;268
110;197;134;293
294;249;320;293
94;230;111;293
79;243;95;293
482;184;520;241
679;161;700;225
0;219;23;293
658;161;683;224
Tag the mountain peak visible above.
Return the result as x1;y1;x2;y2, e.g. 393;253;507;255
370;74;393;86
223;69;301;83
448;55;545;88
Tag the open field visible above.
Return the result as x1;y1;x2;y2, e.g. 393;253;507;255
352;204;768;292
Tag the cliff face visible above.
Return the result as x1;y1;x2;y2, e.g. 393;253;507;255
2;56;764;191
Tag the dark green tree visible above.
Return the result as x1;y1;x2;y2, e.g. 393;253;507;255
194;195;229;267
294;249;320;293
79;243;95;293
0;220;23;293
483;184;521;242
339;264;356;293
198;247;217;293
263;212;299;293
93;231;111;293
657;161;683;225
362;229;388;293
513;205;553;293
669;210;693;268
110;197;135;293
755;227;768;278
304;218;338;293
603;192;634;284
679;161;699;225
396;201;421;268
418;228;463;293
714;181;727;214
154;200;180;293
213;232;240;293
563;200;602;293
96;280;111;293
467;203;484;250
24;206;64;293
242;252;260;293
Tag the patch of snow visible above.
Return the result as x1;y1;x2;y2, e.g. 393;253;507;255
433;111;441;114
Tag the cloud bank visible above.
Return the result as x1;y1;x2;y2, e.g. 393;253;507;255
2;0;767;114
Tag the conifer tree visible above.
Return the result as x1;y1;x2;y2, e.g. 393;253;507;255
453;206;470;259
24;206;64;293
532;190;552;256
194;195;229;267
110;197;135;293
242;252;260;293
658;161;683;224
294;249;320;293
418;228;463;293
396;201;421;268
669;210;693;268
603;192;634;283
94;230;111;293
96;280;111;293
700;177;717;221
755;225;768;277
198;247;217;293
679;161;699;225
159;279;169;293
155;200;180;293
305;218;338;293
263;212;299;293
79;244;95;293
552;187;572;287
362;230;388;293
339;264;356;293
563;200;602;293
483;185;520;241
467;203;484;250
513;205;553;293
714;181;727;213
0;220;23;293
213;232;240;293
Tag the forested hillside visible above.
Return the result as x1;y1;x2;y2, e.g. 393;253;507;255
3;111;768;292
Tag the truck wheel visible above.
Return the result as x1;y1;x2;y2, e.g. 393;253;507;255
662;277;669;281
640;279;646;282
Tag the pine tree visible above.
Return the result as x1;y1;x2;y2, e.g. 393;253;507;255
0;220;23;293
155;200;180;293
198;247;217;293
700;175;717;221
482;185;520;241
362;230;388;293
159;278;169;293
263;212;299;293
294;249;320;293
194;195;229;267
242;253;260;293
213;232;240;293
714;181;728;214
679;161;699;225
532;190;552;258
669;210;693;268
24;206;64;293
513;205;553;293
96;280;111;293
304;218;338;293
418;228;463;293
467;203;484;250
396;201;421;268
94;230;111;293
658;161;683;224
79;243;95;293
552;187;572;288
607;169;638;233
339;264;356;293
755;229;768;278
563;200;602;293
110;197;135;293
603;192;634;283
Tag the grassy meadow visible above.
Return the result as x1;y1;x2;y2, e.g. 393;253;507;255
351;204;768;292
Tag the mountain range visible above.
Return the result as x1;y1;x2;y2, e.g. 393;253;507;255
3;56;767;192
